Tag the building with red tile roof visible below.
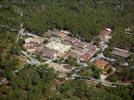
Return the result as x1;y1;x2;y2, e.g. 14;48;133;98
80;52;91;61
73;39;87;49
42;48;59;59
63;36;77;44
100;28;112;37
95;59;109;69
99;28;112;46
99;28;112;41
86;43;97;51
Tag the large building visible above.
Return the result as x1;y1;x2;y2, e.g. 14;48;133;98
46;29;69;38
63;36;78;45
112;48;130;58
99;28;112;46
100;28;112;39
95;59;110;70
23;30;99;62
80;52;91;61
42;47;59;59
24;37;44;53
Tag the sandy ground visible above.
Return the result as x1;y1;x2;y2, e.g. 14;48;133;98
48;62;70;73
100;74;107;81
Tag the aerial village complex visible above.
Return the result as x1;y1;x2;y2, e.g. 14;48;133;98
0;1;133;99
24;29;99;62
21;27;130;78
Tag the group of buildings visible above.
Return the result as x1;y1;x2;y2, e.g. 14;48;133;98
23;27;131;74
99;28;130;59
24;29;99;62
112;47;130;58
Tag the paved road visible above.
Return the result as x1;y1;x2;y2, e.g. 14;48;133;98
73;74;132;87
0;51;41;85
20;51;41;65
71;63;132;87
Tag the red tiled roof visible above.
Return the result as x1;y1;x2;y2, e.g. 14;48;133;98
42;48;59;58
64;36;77;43
95;59;109;69
88;50;95;56
86;43;97;51
73;39;87;48
73;46;85;54
80;52;91;61
100;28;112;37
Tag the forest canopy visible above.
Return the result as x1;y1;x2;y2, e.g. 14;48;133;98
0;0;134;100
0;0;133;41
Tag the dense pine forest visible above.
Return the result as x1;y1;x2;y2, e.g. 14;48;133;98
0;0;134;100
1;0;134;40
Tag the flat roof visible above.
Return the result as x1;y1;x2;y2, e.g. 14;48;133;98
112;48;130;58
45;41;72;53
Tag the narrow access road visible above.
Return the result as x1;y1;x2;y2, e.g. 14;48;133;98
20;51;41;65
0;78;7;85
